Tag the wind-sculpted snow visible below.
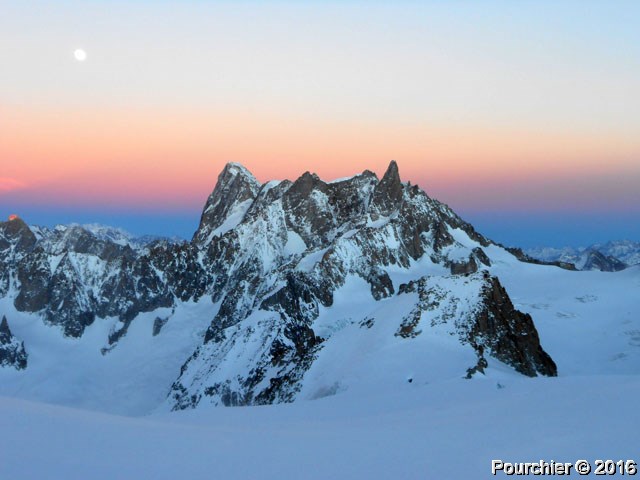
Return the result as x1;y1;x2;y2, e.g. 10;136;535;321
0;161;559;411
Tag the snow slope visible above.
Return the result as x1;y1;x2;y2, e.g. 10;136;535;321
1;374;638;480
0;296;215;415
1;226;636;480
490;257;640;376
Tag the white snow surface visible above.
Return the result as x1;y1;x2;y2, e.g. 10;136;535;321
0;296;216;415
284;229;307;256
208;198;254;239
2;213;640;477
328;174;358;183
1;375;638;479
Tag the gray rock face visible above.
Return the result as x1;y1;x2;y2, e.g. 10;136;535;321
504;246;577;271
0;316;28;370
472;275;557;377
0;161;557;408
370;160;403;218
397;273;556;377
1;219;202;338
450;256;478;275
0;217;37;253
0;217;38;298
580;250;627;272
193;162;261;245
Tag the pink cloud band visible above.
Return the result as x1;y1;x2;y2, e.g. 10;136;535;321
0;177;27;193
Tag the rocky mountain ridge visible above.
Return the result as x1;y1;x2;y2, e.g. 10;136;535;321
0;161;557;410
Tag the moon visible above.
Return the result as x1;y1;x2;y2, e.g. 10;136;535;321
74;49;87;62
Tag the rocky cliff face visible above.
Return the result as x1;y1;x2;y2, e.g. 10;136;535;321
0;161;557;409
0;316;28;370
579;250;627;272
397;273;557;378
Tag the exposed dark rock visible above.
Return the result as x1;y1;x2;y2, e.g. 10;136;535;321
398;273;556;378
0;316;13;343
260;273;320;325
465;354;489;379
581;250;627;272
0;217;37;253
472;247;491;267
367;268;395;300
450;256;478;275
469;276;557;377
370;160;404;218
432;221;456;252
395;309;422;338
14;248;51;312
193;162;261;245
153;316;169;336
107;319;132;346
0;316;28;370
505;246;577;271
43;253;96;337
44;225;136;262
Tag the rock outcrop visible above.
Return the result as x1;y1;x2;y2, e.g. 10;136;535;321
580;250;626;272
0;316;28;370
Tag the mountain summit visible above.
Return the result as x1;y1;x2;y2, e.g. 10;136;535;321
0;161;556;411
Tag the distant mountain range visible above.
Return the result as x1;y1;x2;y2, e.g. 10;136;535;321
526;240;640;272
29;223;185;250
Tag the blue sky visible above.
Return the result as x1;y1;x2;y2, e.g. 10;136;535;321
1;0;639;248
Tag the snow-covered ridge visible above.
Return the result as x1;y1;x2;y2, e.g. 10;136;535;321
30;223;184;250
1;161;636;416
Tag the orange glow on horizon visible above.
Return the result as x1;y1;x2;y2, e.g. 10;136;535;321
2;104;639;213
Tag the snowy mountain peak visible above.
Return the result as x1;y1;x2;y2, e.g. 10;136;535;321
0;217;38;258
0;160;571;413
223;161;257;179
193;163;262;245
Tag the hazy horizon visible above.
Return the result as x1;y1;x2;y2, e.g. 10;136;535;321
2;1;639;248
3;159;639;249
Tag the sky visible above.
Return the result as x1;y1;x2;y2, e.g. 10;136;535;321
1;1;639;247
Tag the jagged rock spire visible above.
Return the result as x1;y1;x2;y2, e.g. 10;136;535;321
370;160;404;218
0;315;11;340
0;315;28;370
